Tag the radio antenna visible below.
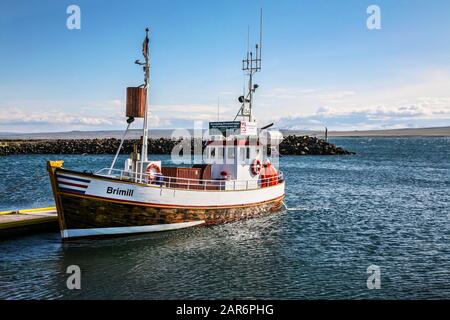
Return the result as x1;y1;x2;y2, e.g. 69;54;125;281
259;8;263;68
247;26;250;53
217;96;220;121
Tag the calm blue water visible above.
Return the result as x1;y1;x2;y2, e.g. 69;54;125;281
0;137;449;299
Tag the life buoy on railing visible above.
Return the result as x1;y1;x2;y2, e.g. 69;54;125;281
145;163;161;182
251;159;262;176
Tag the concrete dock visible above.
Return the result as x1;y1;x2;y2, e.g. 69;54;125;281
0;207;58;238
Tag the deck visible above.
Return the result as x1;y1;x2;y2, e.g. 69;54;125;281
0;207;58;238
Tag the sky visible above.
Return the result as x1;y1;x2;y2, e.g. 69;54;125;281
1;0;450;132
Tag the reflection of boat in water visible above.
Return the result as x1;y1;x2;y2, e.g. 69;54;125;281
47;26;285;240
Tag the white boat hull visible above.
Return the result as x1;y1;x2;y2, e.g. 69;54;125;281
48;166;285;240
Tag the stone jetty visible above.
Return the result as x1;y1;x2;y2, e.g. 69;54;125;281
0;136;354;156
279;135;355;155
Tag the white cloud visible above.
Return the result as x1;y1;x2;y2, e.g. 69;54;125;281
0;108;113;125
277;104;450;131
0;107;164;132
254;70;450;130
1;70;450;132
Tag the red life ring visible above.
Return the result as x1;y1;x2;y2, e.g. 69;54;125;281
251;159;262;176
145;163;161;182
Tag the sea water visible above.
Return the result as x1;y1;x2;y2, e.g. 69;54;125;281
0;137;449;299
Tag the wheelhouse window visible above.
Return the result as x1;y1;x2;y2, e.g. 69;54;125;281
239;147;245;163
227;147;235;159
217;147;224;160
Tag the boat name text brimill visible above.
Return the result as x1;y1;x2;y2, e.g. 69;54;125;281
106;187;134;197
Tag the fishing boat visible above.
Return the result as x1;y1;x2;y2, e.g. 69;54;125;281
47;26;285;240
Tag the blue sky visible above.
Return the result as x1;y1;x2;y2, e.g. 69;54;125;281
1;0;450;132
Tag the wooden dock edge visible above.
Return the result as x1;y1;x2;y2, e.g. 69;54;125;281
0;206;56;215
0;207;59;239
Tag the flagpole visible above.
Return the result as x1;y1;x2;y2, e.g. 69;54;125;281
140;28;150;181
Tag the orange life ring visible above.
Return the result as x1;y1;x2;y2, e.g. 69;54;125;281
145;163;161;182
251;159;262;176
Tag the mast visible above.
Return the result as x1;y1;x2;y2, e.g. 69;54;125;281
235;9;263;122
138;28;150;179
108;29;150;178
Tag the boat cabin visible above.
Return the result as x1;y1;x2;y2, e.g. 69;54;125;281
114;121;283;191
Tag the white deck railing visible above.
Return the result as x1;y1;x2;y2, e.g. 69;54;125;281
95;168;284;191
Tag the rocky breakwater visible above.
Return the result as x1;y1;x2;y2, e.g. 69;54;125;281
0;135;354;156
279;135;355;155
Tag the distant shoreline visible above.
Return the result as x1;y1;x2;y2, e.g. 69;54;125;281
286;126;450;138
0;126;449;140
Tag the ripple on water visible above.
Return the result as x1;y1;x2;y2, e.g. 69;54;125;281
0;138;449;299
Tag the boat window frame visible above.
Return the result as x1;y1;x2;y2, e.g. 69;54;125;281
227;146;235;159
239;147;246;163
255;146;260;158
217;146;224;160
